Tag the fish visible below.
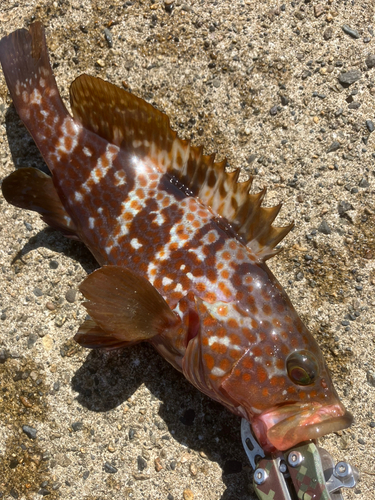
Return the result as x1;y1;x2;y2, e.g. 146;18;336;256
0;22;352;453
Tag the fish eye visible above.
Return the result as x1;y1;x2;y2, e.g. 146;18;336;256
286;351;318;386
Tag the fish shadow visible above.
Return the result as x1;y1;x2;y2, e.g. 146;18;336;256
3;104;255;499
72;346;255;499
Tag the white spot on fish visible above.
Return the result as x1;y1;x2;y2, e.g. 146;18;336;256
211;367;226;377
39;77;46;88
74;191;83;202
83;147;92;157
130;238;142;250
162;277;173;287
89;217;95;229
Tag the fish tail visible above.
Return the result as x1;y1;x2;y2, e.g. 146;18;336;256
0;22;70;164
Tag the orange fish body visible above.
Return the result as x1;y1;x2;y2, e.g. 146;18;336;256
0;23;352;453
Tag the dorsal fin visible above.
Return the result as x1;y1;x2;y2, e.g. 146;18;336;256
69;75;293;261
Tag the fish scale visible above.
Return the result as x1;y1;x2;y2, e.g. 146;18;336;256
0;22;353;454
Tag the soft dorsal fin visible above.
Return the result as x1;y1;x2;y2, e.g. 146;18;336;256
69;75;292;260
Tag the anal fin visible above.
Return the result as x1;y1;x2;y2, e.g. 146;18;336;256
78;266;181;346
74;319;137;349
1;167;78;239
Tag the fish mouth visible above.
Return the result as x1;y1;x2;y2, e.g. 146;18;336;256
251;401;353;452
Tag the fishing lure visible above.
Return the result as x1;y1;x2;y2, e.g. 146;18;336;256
0;23;352;456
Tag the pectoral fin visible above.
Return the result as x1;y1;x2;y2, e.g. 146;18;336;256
76;266;180;347
1;167;78;239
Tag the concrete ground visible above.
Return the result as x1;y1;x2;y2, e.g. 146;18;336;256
0;1;374;499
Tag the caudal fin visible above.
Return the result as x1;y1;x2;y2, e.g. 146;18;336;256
0;22;69;160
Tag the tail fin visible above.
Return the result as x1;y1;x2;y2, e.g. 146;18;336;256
0;22;69;159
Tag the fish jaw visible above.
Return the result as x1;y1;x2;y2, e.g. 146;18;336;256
251;401;353;452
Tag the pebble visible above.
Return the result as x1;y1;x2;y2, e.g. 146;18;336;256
22;425;37;439
338;200;353;215
49;260;59;269
338;69;362;85
358;178;369;188
96;59;105;68
33;287;43;297
0;348;9;363
65;289;77;303
27;333;38;349
366;120;375;133
154;457;163;472
323;27;333;40
366;370;375;387
365;54;375;68
183;489;194;500
164;0;174;12
137;455;147;471
38;488;51;496
212;79;220;88
342;25;360;39
104;462;118;473
314;4;325;17
103;28;113;48
318;220;331;235
327;141;340;153
71;421;83;432
270;105;278;116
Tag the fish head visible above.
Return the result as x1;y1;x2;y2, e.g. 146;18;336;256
188;262;352;453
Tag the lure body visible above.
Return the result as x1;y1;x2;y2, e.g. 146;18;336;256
0;23;352;452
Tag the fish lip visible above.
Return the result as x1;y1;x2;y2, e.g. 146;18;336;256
252;402;353;452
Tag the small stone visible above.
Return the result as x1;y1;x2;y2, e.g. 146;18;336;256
323;27;333;40
270;105;278;116
365;54;375;69
318;220;331;235
314;4;325;17
327;141;340;153
189;462;198;476
366;370;375;387
65;289;77;303
41;335;53;350
358;438;365;445
104;462;118;473
96;59;105;68
46;301;56;311
24;222;33;231
71;421;83;432
164;0;174;12
33;287;43;297
366;120;375;133
183;489;194;500
0;348;9;363
359;178;369;188
280;95;289;106
154;457;163;472
28;333;38;349
338;200;353;215
38;488;51;496
137;455;147;471
338;69;362;85
342;25;360;39
23;425;37;439
82;471;89;480
103;28;113;48
212;79;220;88
49;260;59;270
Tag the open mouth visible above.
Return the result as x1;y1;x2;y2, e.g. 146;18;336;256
251;401;353;452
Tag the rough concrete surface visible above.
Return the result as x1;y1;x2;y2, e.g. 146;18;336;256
0;1;374;499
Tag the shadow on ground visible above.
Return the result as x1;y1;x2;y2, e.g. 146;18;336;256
4;103;255;499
